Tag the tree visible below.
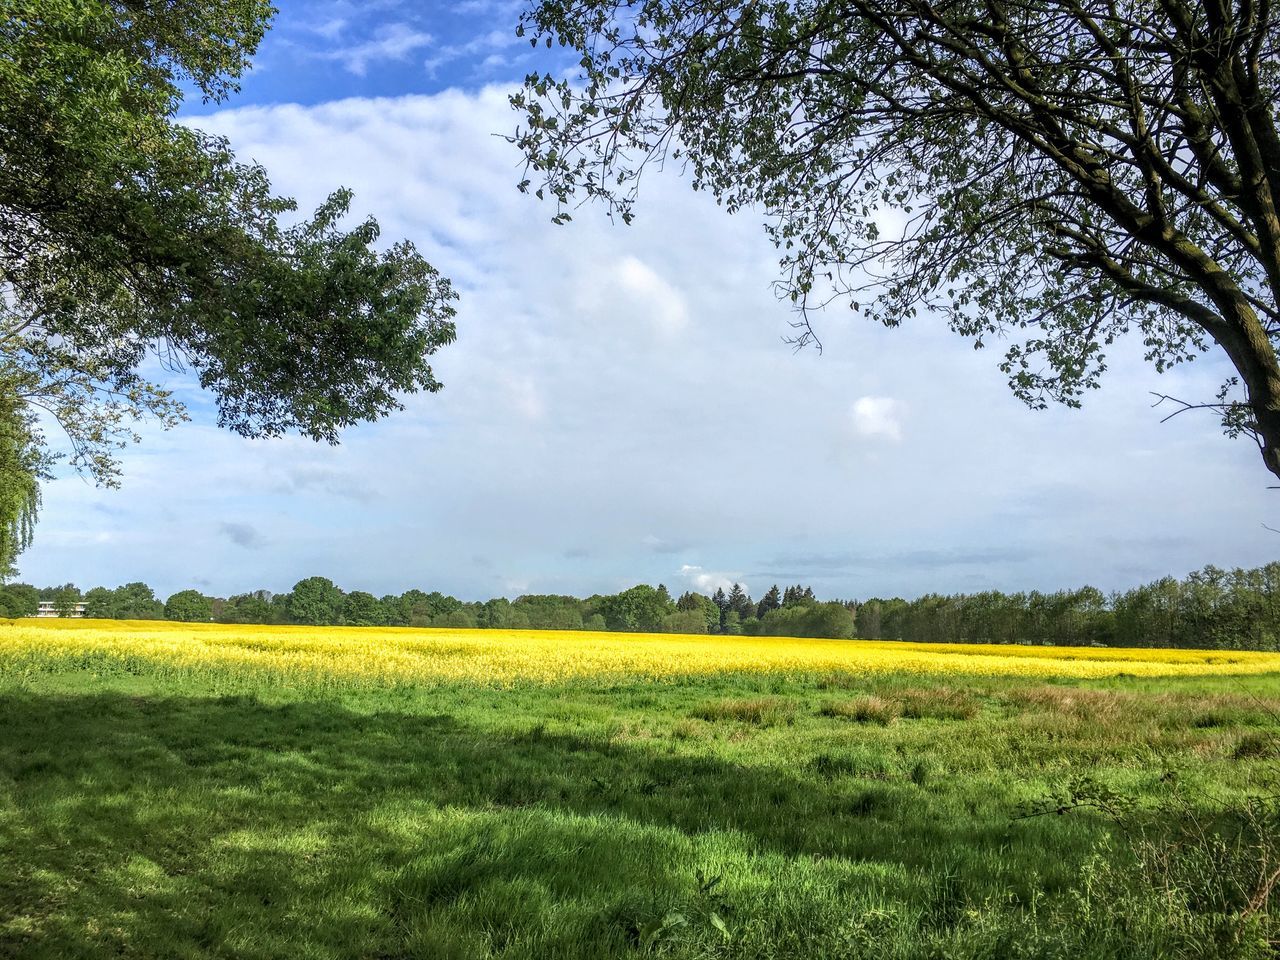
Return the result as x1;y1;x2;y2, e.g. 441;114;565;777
662;609;709;634
598;584;673;632
288;577;344;626
0;0;458;568
514;0;1280;478
757;585;782;620
51;583;81;617
728;583;753;621
677;591;722;631
342;591;386;626
711;586;730;630
0;387;44;576
0;581;37;617
221;590;275;624
82;586;115;619
112;582;163;619
165;589;213;623
434;608;477;629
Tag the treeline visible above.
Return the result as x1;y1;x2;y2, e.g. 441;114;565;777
860;564;1280;650
0;578;856;639
4;564;1279;649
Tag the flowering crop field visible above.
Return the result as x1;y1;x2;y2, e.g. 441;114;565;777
1;620;1278;960
3;618;1278;688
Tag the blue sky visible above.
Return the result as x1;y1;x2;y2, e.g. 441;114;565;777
187;1;536;109
15;2;1280;601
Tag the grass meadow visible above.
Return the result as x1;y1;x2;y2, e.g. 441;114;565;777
1;621;1278;959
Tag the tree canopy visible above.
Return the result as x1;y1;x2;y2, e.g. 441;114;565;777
511;0;1280;477
0;0;457;566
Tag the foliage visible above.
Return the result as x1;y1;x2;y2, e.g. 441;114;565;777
0;582;36;617
753;601;855;639
287;577;344;627
164;589;213;623
0;383;46;577
341;591;386;627
512;0;1280;477
861;563;1280;650
597;584;674;632
0;0;457;567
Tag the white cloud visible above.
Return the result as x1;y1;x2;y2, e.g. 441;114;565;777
321;23;435;75
615;256;689;336
851;396;903;441
679;565;745;596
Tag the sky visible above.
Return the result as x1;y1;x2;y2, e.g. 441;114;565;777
15;0;1280;601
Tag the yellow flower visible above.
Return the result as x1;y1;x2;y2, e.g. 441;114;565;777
2;618;1277;688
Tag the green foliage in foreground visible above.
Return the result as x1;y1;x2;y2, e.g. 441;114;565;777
0;659;1277;959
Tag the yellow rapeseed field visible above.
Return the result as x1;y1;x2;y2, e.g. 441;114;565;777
2;618;1279;687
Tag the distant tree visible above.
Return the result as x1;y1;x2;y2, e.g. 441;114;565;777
728;583;753;621
512;594;586;629
288;577;344;626
662;609;708;634
477;597;511;628
379;595;406;626
599;584;673;632
801;602;856;639
81;586;116;619
434;608;477;629
342;591;385;626
165;589;213;622
112;582;163;619
221;590;274;624
0;581;37;617
676;591;721;632
51;583;81;617
583;613;607;631
756;585;782;620
711;586;730;630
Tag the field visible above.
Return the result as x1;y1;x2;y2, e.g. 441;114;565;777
1;621;1278;959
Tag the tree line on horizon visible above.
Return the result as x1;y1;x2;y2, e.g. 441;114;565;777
2;563;1278;650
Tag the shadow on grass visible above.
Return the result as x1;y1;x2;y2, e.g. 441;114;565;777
0;690;1086;959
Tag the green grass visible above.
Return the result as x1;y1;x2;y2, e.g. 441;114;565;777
1;664;1278;958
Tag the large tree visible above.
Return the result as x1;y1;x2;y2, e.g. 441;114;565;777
512;0;1280;477
0;0;457;565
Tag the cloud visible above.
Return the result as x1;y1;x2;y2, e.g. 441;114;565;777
321;23;435;75
679;565;745;596
17;87;1280;602
423;27;525;77
642;534;689;554
276;466;375;502
615;256;689;336
850;396;903;441
219;522;264;550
